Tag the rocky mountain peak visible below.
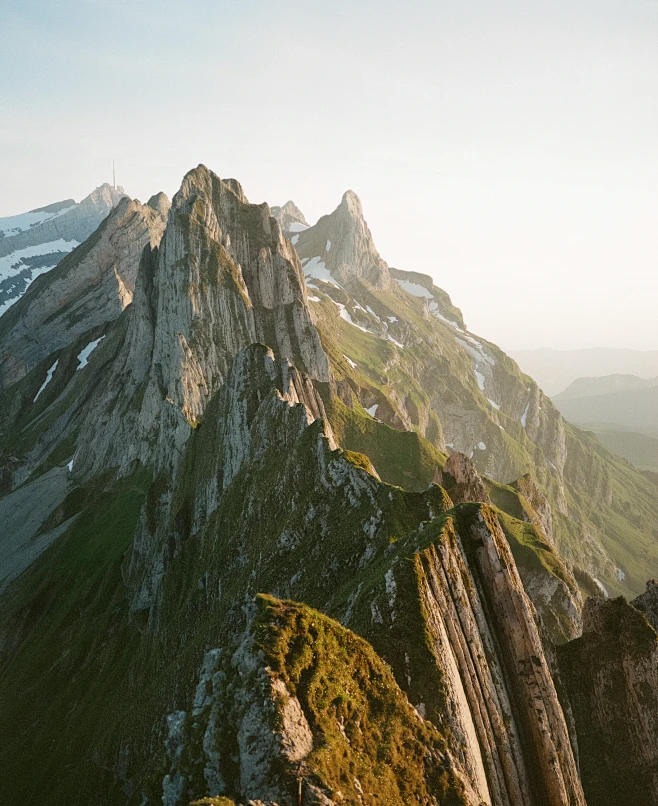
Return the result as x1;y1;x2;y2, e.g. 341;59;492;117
339;188;364;217
83;182;127;212
271;200;308;231
293;188;391;290
435;451;491;505
146;191;171;219
0;193;169;389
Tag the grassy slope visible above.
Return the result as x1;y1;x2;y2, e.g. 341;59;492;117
0;470;150;803
306;281;658;598
587;426;658;472
254;594;469;806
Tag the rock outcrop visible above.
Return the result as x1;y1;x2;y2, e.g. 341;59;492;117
435;451;491;505
558;595;658;805
632;578;658;630
162;595;480;806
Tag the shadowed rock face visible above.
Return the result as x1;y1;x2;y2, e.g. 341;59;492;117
558;596;658;806
632;578;658;630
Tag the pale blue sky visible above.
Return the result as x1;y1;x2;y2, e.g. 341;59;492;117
2;0;657;350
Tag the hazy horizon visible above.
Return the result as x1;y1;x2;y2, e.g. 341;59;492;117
3;0;657;352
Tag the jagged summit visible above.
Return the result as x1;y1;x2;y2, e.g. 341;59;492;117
146;191;171;219
293;188;391;289
339;187;363;215
1;163;658;806
271;199;308;231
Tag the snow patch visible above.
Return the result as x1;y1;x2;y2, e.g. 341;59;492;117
387;334;404;349
473;367;486;391
307;295;322;302
290;234;300;245
303;256;341;288
76;336;105;370
325;239;331;251
397;279;433;299
0;238;80;314
365;404;379;418
343;354;357;368
33;359;59;402
487;398;501;410
476;441;487;451
334;302;370;333
521;402;530;428
387;315;398;322
428;301;462;328
288;221;308;233
0;204;75;236
456;337;496;393
67;459;74;472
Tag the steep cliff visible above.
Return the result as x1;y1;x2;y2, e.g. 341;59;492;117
558;596;658;805
0;165;655;806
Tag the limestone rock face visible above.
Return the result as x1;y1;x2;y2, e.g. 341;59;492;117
0;183;127;313
511;474;555;542
0;195;168;389
377;507;587;806
68;165;330;481
294;190;391;289
558;595;658;805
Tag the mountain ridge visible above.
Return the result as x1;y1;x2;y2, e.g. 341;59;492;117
0;165;657;806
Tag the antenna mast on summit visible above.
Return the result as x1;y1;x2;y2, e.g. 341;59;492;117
113;159;116;190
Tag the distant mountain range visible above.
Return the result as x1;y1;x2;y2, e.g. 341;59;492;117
510;347;658;396
551;373;658;471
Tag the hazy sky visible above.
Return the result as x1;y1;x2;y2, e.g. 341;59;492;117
2;0;657;351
